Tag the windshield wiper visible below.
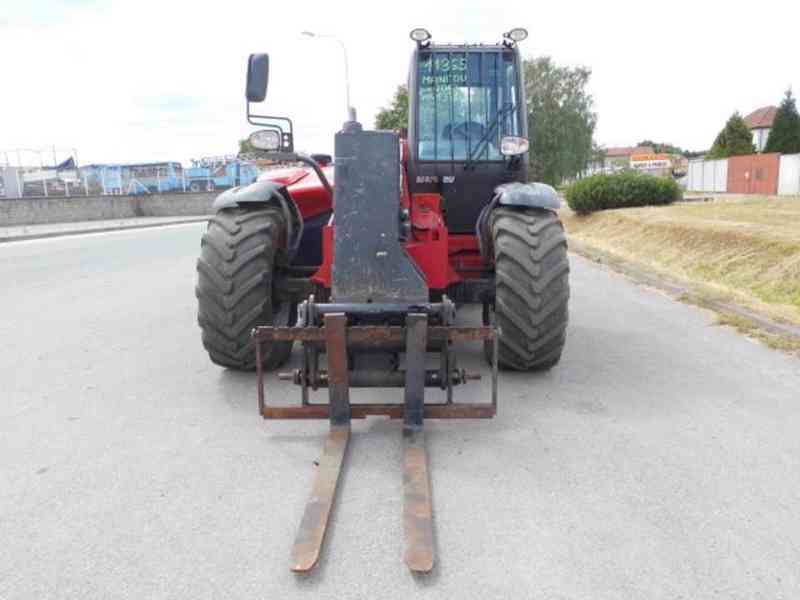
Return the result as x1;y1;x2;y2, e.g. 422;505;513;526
463;102;516;170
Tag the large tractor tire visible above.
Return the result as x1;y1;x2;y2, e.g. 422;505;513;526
487;207;570;370
196;207;293;371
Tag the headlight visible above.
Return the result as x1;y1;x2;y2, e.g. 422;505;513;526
248;129;281;151
409;28;432;43
504;28;528;42
500;136;529;156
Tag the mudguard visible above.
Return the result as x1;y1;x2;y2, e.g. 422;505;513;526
493;181;560;210
212;179;286;210
211;180;304;260
476;182;561;262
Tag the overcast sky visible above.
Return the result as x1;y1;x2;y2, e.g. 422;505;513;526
2;0;799;166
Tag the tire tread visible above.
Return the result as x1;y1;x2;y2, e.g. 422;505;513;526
196;207;292;371
490;207;570;370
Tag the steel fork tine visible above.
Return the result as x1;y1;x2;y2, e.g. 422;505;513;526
403;427;435;572
290;314;351;572
290;424;350;572
402;314;435;572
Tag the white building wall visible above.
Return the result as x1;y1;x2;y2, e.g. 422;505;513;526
752;128;770;153
778;153;800;195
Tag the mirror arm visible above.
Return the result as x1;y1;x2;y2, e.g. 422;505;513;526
246;102;294;131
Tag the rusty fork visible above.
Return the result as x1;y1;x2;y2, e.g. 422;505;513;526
290;313;351;572
401;314;434;572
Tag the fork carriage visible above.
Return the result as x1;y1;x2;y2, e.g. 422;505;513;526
253;296;497;572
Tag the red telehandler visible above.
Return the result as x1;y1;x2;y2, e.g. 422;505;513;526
196;27;569;573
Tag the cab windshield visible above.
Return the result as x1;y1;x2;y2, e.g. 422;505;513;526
417;51;520;161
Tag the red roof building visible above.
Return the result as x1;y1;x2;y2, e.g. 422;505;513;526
602;146;654;169
744;106;777;130
605;146;655;158
584;146;656;175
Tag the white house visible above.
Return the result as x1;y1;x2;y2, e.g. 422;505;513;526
744;106;777;152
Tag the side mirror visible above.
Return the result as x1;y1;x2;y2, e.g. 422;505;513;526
246;53;269;102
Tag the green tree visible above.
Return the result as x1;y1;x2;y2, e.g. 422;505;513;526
589;143;607;171
637;140;686;155
523;56;597;185
238;137;262;158
685;149;707;159
375;85;409;130
764;89;800;154
707;112;755;158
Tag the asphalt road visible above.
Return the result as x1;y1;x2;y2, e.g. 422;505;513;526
2;224;800;599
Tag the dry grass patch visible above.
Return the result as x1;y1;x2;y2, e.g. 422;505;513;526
562;195;800;328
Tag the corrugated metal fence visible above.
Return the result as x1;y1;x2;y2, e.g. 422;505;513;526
779;154;800;195
687;159;728;192
687;153;800;195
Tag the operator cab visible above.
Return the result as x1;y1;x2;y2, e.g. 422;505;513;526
407;29;530;232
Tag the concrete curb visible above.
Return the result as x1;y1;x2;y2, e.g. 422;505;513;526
568;237;800;341
0;216;209;244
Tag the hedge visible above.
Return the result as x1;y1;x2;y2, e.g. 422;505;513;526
565;171;682;214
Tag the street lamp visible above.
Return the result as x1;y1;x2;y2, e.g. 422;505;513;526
301;31;356;123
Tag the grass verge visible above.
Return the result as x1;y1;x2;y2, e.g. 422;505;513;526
562;195;800;355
